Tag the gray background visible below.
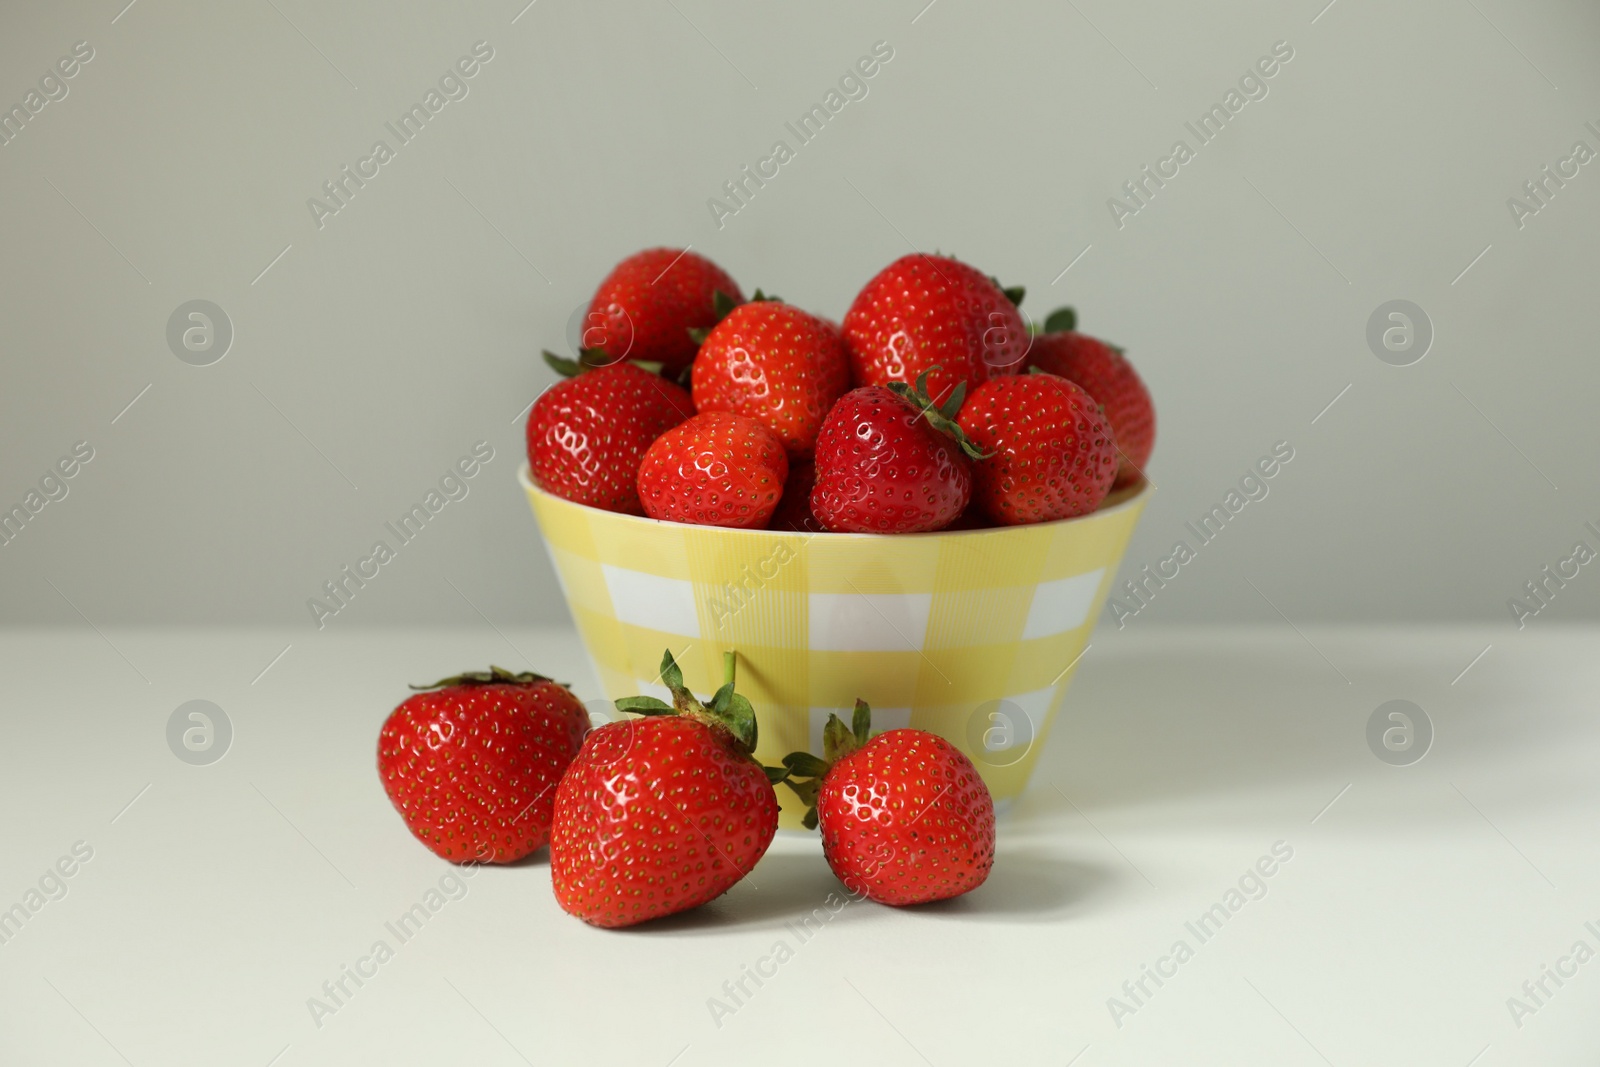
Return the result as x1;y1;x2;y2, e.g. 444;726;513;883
2;0;1596;631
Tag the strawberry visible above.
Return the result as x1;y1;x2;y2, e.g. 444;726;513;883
550;650;780;927
776;700;994;905
769;459;823;533
690;301;850;458
526;362;693;514
809;371;983;533
1026;307;1155;488
637;411;788;528
377;667;590;864
957;371;1118;525
841;253;1028;405
583;248;744;373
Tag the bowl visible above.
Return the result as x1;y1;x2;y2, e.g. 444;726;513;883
519;463;1148;827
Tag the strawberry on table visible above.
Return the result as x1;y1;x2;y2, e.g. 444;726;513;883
526;362;693;515
809;371;984;534
690;300;850;458
1026;307;1155;488
583;248;743;374
550;650;780;928
378;667;590;864
842;253;1028;405
957;370;1118;525
775;700;995;906
637;411;788;529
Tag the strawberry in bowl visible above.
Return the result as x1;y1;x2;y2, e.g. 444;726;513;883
518;248;1155;826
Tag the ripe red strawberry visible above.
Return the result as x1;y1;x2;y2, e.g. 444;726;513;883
1026;307;1155;488
637;411;788;528
584;248;744;373
957;371;1118;525
691;301;850;458
776;701;994;905
769;459;823;532
526;363;693;514
378;667;590;864
550;651;779;927
809;373;982;533
842;253;1028;405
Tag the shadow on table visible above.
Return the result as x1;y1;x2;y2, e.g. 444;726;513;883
907;852;1116;922
612;851;844;935
615;849;1115;933
502;847;550;868
1022;635;1548;818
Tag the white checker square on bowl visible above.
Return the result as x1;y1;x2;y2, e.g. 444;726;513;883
601;564;701;637
809;705;911;755
1020;568;1105;640
807;591;933;652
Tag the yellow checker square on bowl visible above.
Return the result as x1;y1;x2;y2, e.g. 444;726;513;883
521;464;1147;828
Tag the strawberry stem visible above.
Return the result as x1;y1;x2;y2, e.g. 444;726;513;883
886;366;992;461
615;648;760;757
409;666;557;691
767;699;878;831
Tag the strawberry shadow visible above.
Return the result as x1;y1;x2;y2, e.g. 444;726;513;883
608;850;842;934
609;848;1116;932
501;846;550;868
897;852;1117;922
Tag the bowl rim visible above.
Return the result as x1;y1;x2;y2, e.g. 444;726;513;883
517;461;1150;539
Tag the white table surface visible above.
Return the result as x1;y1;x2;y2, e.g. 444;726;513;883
2;623;1596;1066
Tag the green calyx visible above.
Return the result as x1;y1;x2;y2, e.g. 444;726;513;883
685;288;780;347
885;366;992;461
767;699;875;831
410;666;557;691
614;648;760;756
541;349;664;379
1042;306;1077;334
1038;305;1125;353
988;275;1025;308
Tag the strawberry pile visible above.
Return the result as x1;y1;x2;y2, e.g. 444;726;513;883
527;248;1156;530
378;652;997;926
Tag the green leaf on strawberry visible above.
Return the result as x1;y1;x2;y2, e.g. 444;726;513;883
1043;306;1077;334
614;649;759;755
886;366;992;461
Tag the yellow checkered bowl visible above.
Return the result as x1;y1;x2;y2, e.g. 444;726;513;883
519;463;1147;828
